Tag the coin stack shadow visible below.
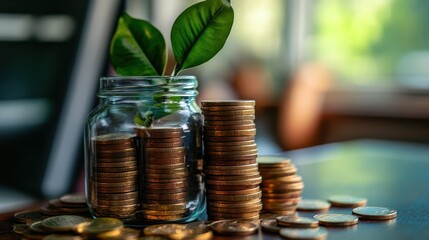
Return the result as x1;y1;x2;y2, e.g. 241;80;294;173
202;100;262;221
90;133;140;219
258;156;304;215
135;127;189;221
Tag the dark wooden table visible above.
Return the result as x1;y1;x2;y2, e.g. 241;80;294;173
1;140;429;239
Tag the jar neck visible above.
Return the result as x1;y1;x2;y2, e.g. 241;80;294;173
98;76;199;104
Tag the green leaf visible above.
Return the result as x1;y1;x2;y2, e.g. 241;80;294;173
110;13;167;76
171;0;234;75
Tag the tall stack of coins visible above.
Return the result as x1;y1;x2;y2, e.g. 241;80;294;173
257;156;304;215
135;127;189;221
202;100;262;221
90;133;140;219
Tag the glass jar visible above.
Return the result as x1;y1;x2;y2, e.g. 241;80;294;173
84;76;204;225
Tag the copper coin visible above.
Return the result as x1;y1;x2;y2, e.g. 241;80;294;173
261;175;302;185
261;183;305;192
207;204;262;214
92;175;137;183
262;191;302;199
203;135;255;142
204;120;255;126
204;159;257;166
207;191;262;202
204;114;255;121
95;185;138;193
203;168;259;176
208;211;260;219
142;198;187;205
203;124;256;131
94;141;136;151
297;199;331;211
279;227;328;240
144;177;188;183
141;214;184;221
203;109;255;116
352;206;397;220
328;195;367;208
59;193;86;205
93;133;136;145
135;127;183;138
141;203;187;211
144;157;185;165
207;199;261;208
96;148;137;158
206;187;261;195
314;213;358;227
143;192;187;201
257;155;291;167
145;188;188;195
204;149;258;156
206;184;260;191
93;198;139;206
204;153;257;161
93;204;139;213
14;210;46;223
276;216;319;228
146;163;186;169
95;156;137;163
201;100;255;106
204;128;256;137
144;181;187;189
93;166;138;173
145;172;188;179
206;176;262;185
209;219;259;235
202;104;254;111
204;163;258;170
142;141;183;148
206;173;261;181
204;143;257;152
204;139;255;147
260;218;281;233
95;161;138;168
48;199;85;209
96;191;139;201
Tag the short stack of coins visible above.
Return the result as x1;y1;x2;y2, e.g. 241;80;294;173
257;156;304;215
202;100;262;221
90;133;140;219
135;127;189;221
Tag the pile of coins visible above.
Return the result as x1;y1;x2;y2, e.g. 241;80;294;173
258;156;304;215
90;133;140;219
135;127;189;221
40;193;89;216
202;100;262;221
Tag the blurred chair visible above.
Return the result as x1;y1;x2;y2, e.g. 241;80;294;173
277;63;333;150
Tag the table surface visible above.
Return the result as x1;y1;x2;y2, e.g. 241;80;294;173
1;139;429;239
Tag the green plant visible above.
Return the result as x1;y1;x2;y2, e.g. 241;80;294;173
110;0;234;76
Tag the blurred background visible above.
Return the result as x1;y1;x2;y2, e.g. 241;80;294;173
1;0;429;211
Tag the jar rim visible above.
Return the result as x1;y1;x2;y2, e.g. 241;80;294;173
98;75;198;98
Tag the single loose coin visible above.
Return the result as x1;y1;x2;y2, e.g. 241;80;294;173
276;216;319;228
297;199;331;211
75;217;123;236
210;219;259;235
279;227;328;240
43;234;83;240
328;195;367;208
143;224;186;236
169;228;213;240
60;193;86;205
314;213;358;227
29;221;45;233
12;224;28;234
14;210;46;223
41;215;87;232
352;206;397;220
260;219;281;233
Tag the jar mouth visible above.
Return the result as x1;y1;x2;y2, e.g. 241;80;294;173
98;76;198;98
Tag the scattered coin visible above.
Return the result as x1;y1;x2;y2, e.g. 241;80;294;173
260;218;282;233
14;210;46;223
279;227;328;240
210;219;259;235
43;234;83;240
276;216;319;228
41;215;87;232
297;199;331;211
352;206;397;220
75;217;124;236
12;224;28;234
169;227;213;240
328;195;367;208
313;213;358;227
143;224;186;236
